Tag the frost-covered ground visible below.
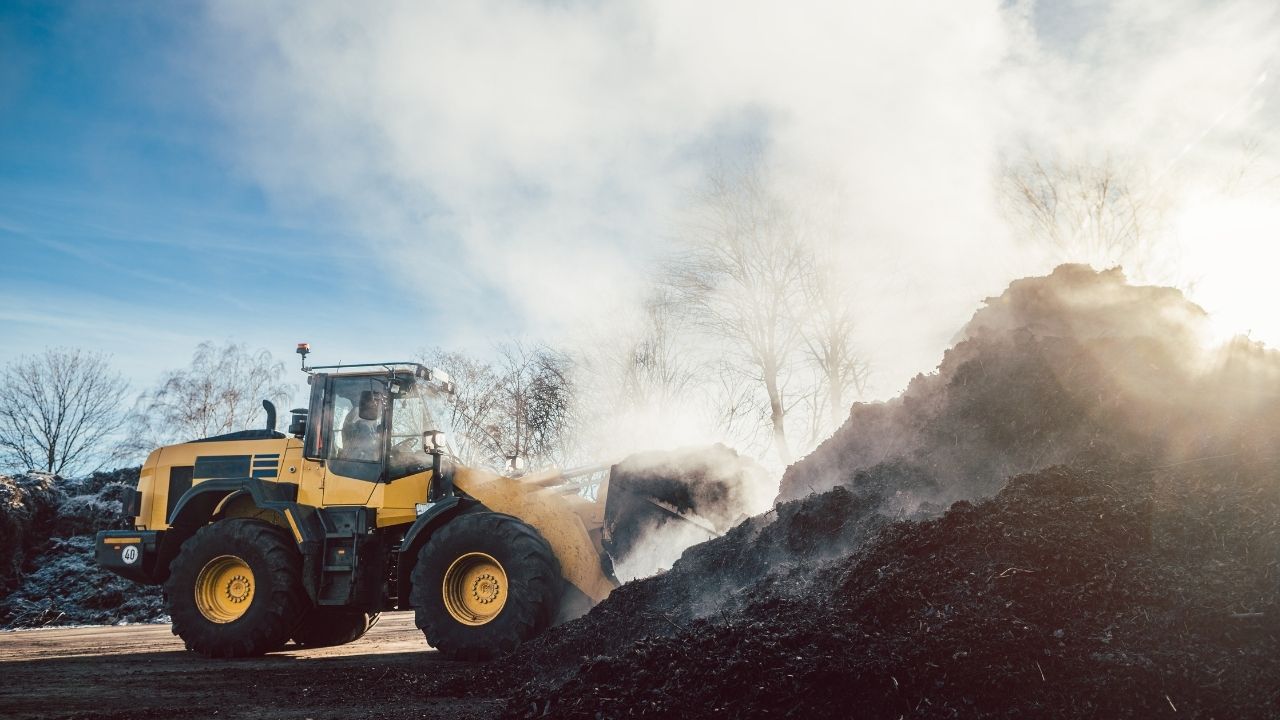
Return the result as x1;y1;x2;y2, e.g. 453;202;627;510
0;469;165;629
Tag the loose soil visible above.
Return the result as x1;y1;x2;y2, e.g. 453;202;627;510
512;460;1279;718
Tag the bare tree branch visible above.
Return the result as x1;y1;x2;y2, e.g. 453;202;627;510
665;150;810;464
796;186;870;431
129;342;294;448
999;153;1168;276
421;342;579;472
0;348;130;476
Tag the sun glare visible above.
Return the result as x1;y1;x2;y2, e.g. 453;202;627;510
1174;195;1280;348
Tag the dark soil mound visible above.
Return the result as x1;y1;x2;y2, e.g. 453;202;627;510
0;467;164;629
517;461;1279;718
1;535;166;628
0;473;65;594
520;471;895;683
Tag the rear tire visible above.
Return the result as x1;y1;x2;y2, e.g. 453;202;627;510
292;608;381;648
410;512;561;660
164;518;306;658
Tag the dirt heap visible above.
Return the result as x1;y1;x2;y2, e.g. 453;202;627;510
490;266;1280;717
779;264;1280;504
0;467;165;628
0;473;63;594
521;472;894;674
518;461;1277;718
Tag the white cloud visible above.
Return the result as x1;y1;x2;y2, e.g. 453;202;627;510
203;0;1280;397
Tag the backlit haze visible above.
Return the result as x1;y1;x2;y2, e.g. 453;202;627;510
2;0;1278;426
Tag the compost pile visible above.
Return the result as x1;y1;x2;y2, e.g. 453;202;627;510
778;263;1273;503
502;265;1280;718
0;467;164;628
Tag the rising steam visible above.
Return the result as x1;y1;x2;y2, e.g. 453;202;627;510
203;0;1280;405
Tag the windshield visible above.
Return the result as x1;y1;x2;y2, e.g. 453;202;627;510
391;381;451;434
387;377;456;474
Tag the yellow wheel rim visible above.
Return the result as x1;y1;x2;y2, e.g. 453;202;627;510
194;555;255;624
442;552;507;626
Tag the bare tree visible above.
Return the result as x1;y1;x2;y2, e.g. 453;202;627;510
131;342;294;446
420;342;579;471
798;197;870;431
801;268;869;429
1001;155;1164;272
619;292;699;416
1221;135;1280;199
666;153;810;464
492;342;577;470
418;347;505;468
0;348;130;476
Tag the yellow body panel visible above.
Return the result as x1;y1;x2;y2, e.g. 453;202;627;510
136;458;158;528
139;438;294;530
293;457;325;508
320;470;378;506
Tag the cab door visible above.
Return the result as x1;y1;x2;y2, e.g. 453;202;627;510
319;375;387;507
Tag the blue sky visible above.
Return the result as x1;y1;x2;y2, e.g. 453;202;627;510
0;2;458;396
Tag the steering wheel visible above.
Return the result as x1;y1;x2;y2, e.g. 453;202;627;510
392;436;418;452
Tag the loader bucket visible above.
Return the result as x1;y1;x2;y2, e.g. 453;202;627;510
601;444;768;577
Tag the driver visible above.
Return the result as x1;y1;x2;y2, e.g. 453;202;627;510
341;390;384;461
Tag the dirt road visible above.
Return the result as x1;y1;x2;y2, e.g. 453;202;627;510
0;613;497;720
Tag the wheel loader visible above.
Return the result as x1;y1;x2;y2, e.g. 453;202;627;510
95;345;735;659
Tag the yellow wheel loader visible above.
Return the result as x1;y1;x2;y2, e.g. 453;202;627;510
95;346;742;659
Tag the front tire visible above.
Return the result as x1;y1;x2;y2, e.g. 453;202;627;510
410;512;561;660
164;518;307;658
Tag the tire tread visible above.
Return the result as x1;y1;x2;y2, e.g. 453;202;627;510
409;512;561;660
164;518;306;658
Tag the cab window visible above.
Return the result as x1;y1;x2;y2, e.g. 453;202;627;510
387;380;436;481
326;376;386;481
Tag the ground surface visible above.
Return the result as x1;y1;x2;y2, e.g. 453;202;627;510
0;612;494;720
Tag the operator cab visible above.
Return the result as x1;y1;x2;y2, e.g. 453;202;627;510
297;358;456;487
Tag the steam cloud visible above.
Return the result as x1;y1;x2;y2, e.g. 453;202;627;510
203;0;1280;400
